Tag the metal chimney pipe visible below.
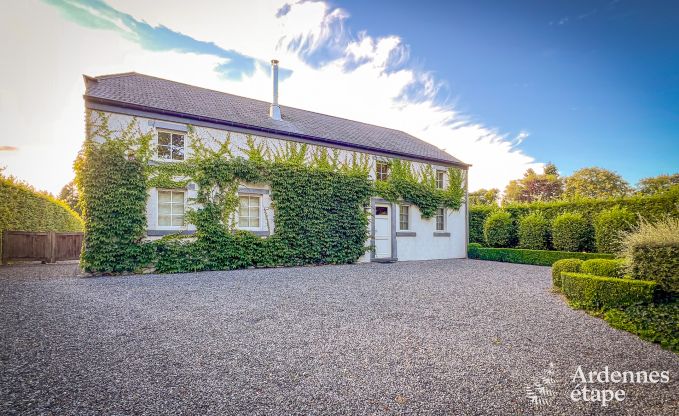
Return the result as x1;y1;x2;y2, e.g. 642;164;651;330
269;59;281;120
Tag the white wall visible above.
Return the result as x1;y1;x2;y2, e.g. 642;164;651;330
395;203;466;261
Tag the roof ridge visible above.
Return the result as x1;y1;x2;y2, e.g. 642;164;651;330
91;72;430;145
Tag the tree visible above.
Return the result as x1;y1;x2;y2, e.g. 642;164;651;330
468;188;499;206
503;163;563;204
563;167;631;200
636;173;679;195
58;180;80;215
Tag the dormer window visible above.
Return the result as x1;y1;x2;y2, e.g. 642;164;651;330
376;161;390;181
157;130;185;161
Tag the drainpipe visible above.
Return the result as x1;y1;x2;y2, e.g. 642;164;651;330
269;59;281;121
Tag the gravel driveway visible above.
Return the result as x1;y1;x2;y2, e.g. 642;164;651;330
1;260;677;415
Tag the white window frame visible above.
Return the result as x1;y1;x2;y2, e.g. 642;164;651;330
435;207;446;231
157;189;186;229
155;129;186;161
237;194;263;230
375;161;390;181
435;170;446;189
399;204;410;231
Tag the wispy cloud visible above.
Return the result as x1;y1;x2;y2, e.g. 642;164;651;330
0;146;19;151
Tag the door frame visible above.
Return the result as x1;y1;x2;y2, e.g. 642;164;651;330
370;198;397;261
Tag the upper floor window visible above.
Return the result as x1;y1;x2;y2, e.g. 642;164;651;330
399;205;410;230
436;170;445;189
158;190;185;227
157;130;185;161
376;161;390;181
435;207;445;231
238;195;261;229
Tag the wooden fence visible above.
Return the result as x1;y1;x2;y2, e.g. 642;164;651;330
1;231;83;264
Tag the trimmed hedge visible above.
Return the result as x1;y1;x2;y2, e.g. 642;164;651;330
552;258;583;288
469;188;679;244
581;258;626;278
629;244;679;294
561;272;656;310
551;212;592;252
518;212;550;250
483;211;515;248
604;301;679;353
468;246;613;266
594;206;636;253
1;176;83;255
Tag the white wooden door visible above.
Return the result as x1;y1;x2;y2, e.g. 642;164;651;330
374;204;391;258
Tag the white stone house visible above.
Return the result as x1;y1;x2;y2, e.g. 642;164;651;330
83;62;470;262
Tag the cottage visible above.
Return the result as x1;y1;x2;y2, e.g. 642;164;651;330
83;61;469;263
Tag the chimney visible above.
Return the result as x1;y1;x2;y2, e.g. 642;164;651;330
269;59;281;120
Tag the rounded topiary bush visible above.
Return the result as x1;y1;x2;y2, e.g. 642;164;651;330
552;258;584;288
581;258;626;278
552;212;593;252
594;206;636;254
518;212;550;250
483;211;516;248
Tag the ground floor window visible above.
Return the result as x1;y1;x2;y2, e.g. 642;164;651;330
435;207;445;231
399;205;410;230
158;190;185;227
238;195;261;228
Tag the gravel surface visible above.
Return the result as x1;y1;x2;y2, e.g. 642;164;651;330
1;259;677;415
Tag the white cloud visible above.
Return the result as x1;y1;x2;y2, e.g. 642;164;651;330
0;0;541;194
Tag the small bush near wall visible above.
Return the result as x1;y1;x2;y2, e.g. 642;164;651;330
518;212;550;250
483;211;516;248
552;258;584;288
619;216;679;294
561;272;656;310
469;247;611;267
580;258;626;279
552;212;592;252
594;206;636;253
1;174;83;255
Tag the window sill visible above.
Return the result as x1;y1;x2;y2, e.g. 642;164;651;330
238;229;270;237
433;232;451;237
396;231;416;237
147;229;195;236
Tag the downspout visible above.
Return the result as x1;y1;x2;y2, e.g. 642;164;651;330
464;168;469;258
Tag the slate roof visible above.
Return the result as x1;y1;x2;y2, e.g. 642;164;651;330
83;72;467;167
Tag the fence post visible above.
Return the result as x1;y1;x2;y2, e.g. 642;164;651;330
1;232;7;265
48;231;57;264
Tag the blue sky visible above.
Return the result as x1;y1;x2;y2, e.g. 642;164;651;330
0;0;676;194
339;0;679;183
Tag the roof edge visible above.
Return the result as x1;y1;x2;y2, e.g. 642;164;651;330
84;95;470;168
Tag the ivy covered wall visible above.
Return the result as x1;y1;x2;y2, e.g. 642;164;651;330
77;111;466;274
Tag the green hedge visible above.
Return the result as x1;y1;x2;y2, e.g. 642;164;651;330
1;176;83;255
604;301;679;353
581;258;626;278
469;188;679;245
629;244;679;294
594;206;636;253
468;246;613;266
561;272;656;310
551;212;592;252
518;212;550;250
552;258;583;288
483;211;515;247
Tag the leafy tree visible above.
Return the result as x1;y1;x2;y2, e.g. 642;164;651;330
636;173;679;195
59;180;81;215
503;163;563;204
563;167;631;200
468;188;499;206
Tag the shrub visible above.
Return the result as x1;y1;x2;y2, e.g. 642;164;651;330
594;206;636;253
518;212;550;250
469;206;494;244
483;211;516;248
551;212;592;252
580;258;626;278
604;301;679;353
561;272;656;310
468;247;611;267
619;216;679;294
468;242;482;258
552;259;584;288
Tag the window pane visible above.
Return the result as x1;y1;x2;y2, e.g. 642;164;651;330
158;204;172;215
172;147;184;161
249;197;260;208
158;132;171;145
249;207;259;218
239;197;249;210
158;191;171;203
174;204;185;215
172;215;184;227
251;217;260;228
171;191;184;203
158;215;171;226
239;217;249;227
171;134;184;147
375;206;388;216
157;145;171;159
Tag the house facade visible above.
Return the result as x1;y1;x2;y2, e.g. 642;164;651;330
83;64;470;262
